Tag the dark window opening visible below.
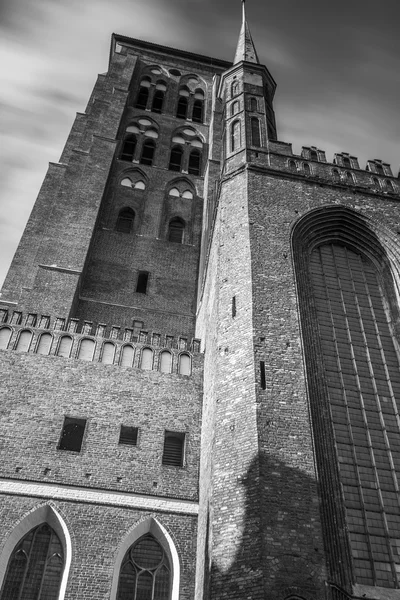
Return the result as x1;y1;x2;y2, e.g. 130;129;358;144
58;417;86;452
376;163;385;175
310;150;318;161
162;431;185;467
251;117;261;147
136;271;149;294
168;219;185;243
120;135;137;162
116;208;135;233
168;146;183;172
0;524;64;600
250;97;257;111
303;163;311;175
152;90;164;113
192;100;203;123
289;160;296;171
136;87;149;110
119;426;138;446
342;156;351;168
176;96;188;119
232;296;237;318
260;361;266;390
140;140;155;166
188;149;201;176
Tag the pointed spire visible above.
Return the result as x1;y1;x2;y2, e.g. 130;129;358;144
233;0;259;65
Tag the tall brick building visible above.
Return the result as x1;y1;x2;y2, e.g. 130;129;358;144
1;3;400;600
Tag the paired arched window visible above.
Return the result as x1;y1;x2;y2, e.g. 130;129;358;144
0;326;12;349
140;140;156;166
116;208;135;234
0;523;64;600
168;147;183;172
120;135;137;162
136;79;151;109
168;219;185;244
117;534;171;600
251;117;261;147
188;149;201;176
176;90;189;119
230;121;241;152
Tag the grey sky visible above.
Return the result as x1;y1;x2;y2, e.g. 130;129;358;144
0;0;399;287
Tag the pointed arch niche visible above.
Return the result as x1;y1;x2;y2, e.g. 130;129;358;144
292;206;400;590
0;504;72;600
160;178;197;245
110;517;180;600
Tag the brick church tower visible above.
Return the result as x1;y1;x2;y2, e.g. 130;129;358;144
1;3;400;600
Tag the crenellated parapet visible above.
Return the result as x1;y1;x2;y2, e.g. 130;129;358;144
0;306;201;375
247;141;400;195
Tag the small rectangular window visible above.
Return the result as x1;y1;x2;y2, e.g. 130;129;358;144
119;426;139;446
58;417;86;452
162;431;185;467
136;271;149;294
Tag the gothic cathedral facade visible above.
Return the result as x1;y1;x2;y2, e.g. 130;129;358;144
1;5;400;600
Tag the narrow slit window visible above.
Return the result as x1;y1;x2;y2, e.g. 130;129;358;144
168;146;183;171
116;208;135;233
250;97;258;111
140;140;155;166
260;361;266;390
132;320;144;340
162;431;185;466
120;135;137;162
188;149;201;176
119;426;138;446
136;271;149;294
232;296;237;318
58;417;86;452
168;219;185;243
251;117;261;147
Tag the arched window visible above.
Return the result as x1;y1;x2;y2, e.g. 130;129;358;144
101;342;115;365
251;117;261;147
192;99;204;124
178;353;191;375
120;135;137;162
332;168;340;182
77;338;95;361
116;208;135;233
310;149;318;161
0;326;12;350
376;163;385;175
159;351;172;373
134;180;146;190
36;332;52;356
230;120;241;152
176;95;188;120
152;84;166;113
288;160;297;172
120;345;135;367
140;140;155;166
117;534;170;600
15;330;32;352
182;190;193;200
231;101;239;116
303;163;311;175
342;156;351;168
250;97;257;111
121;178;133;188
168;219;185;244
372;177;380;189
345;171;353;184
385;179;394;192
0;523;64;600
188;150;201;176
136;80;150;109
168;146;183;172
231;80;239;97
140;348;153;370
57;336;73;358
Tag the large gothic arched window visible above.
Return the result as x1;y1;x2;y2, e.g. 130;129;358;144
0;524;64;600
117;534;171;600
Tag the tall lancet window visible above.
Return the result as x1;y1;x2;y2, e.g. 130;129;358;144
230;120;241;152
294;207;400;591
117;534;171;600
251;117;261;147
0;524;64;600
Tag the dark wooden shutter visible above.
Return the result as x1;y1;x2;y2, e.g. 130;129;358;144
162;432;184;466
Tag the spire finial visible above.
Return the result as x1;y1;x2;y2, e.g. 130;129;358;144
233;0;259;65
